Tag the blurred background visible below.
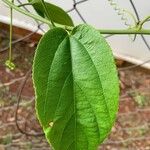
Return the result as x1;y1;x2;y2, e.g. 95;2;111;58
0;0;150;149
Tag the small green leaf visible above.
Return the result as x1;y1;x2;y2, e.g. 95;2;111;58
28;0;74;26
33;24;119;150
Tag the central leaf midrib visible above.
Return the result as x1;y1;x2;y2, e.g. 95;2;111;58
69;36;101;150
69;37;77;150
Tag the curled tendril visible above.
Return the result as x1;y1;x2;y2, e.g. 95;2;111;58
107;0;137;28
108;0;139;41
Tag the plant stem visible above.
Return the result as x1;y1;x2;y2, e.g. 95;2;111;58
2;0;52;26
2;0;150;35
98;28;150;35
40;0;55;27
9;0;13;62
5;0;15;70
18;3;32;7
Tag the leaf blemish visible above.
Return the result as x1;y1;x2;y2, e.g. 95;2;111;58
49;122;54;127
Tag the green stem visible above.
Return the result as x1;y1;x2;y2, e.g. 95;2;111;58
9;0;13;62
2;0;150;35
98;28;150;35
5;0;15;70
2;0;52;26
18;3;32;7
40;0;55;27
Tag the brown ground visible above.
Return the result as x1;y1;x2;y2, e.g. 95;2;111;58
0;29;150;150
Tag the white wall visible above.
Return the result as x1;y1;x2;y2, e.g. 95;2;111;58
1;0;150;69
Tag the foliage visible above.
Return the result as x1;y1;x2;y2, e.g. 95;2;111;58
33;24;119;150
9;0;150;149
28;0;74;26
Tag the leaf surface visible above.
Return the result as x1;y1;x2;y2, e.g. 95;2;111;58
29;0;74;26
33;24;119;150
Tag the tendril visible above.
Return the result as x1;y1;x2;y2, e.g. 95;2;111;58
107;0;136;28
5;0;15;70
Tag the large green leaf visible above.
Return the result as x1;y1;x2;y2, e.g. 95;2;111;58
33;24;119;150
28;0;74;26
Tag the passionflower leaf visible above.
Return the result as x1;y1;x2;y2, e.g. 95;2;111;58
33;24;119;150
28;0;74;26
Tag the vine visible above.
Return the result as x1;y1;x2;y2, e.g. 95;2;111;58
2;0;150;34
1;0;150;150
5;0;15;70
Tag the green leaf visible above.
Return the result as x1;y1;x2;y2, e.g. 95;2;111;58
28;0;74;26
33;24;119;150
